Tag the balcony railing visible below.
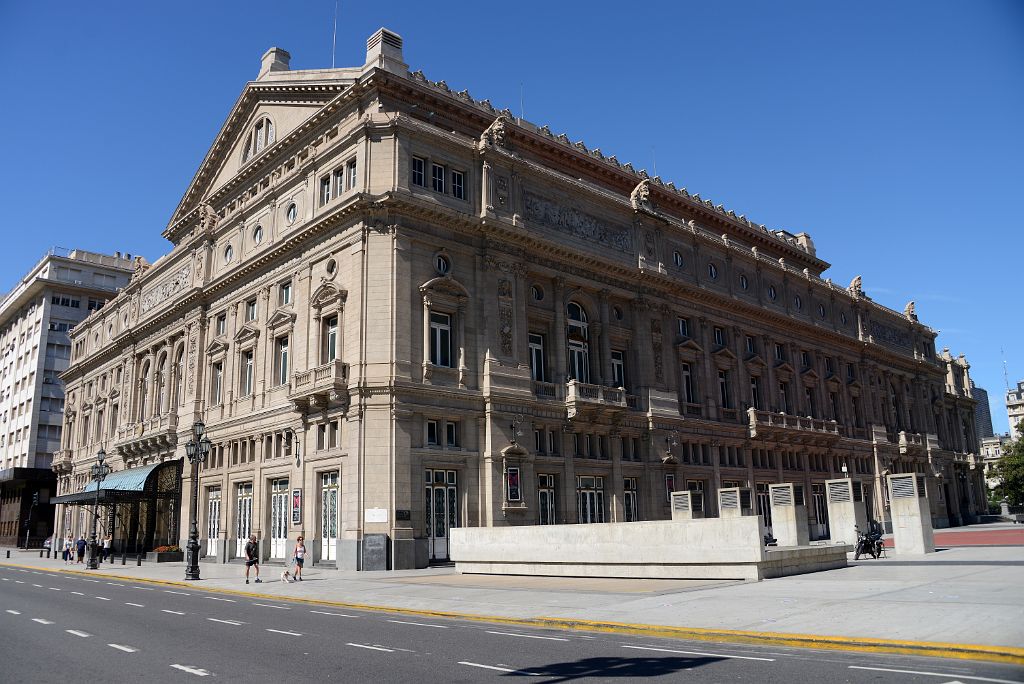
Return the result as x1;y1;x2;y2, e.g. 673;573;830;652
565;380;638;417
289;360;350;410
898;431;925;454
113;414;179;457
51;449;73;474
532;381;558;399
748;408;839;443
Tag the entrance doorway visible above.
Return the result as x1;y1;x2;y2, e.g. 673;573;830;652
756;483;773;534
577;476;605;523
425;469;458;562
270;478;289;558
538;474;556;525
206;487;220;556
320;472;339;562
811;483;829;540
235;483;252;557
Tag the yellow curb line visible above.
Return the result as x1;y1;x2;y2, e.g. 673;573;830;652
3;561;1021;666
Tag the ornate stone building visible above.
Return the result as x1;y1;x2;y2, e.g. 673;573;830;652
52;29;986;569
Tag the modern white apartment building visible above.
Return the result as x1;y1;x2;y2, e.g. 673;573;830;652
0;248;133;545
1007;381;1024;440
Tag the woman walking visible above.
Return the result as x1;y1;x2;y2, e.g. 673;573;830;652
291;536;306;581
62;535;73;565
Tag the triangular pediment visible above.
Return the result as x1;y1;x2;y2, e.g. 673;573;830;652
108;387;120;400
676;338;704;354
206;338;230;356
311;281;348;309
167;79;350;233
266;308;297;330
801;368;820;381
745;354;767;368
775;361;796;374
713;346;737;360
233;324;260;344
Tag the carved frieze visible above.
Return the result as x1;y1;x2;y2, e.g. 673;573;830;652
652;318;664;382
524;192;632;252
869;321;912;349
499;304;514;356
139;264;192;315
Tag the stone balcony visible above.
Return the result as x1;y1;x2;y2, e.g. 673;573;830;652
747;408;840;446
565;380;638;419
898;431;926;455
114;414;179;457
51;449;73;474
289;360;350;412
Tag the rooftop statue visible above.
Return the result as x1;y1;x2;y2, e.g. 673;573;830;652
848;275;863;296
630;179;653;212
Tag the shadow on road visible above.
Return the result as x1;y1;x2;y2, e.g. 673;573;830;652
500;655;721;681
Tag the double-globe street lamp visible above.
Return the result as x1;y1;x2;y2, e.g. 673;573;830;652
86;450;111;570
184;421;211;581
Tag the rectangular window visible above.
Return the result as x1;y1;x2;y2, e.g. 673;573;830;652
745;335;756;355
775;343;785;361
534;429;543;453
830;392;840;421
718;369;731;409
801;350;810;368
329;421;339;449
451;170;465;200
805;387;816;418
245;299;257;322
280;281;292;306
750;376;761;410
548;430;558;455
276;336;289;386
333;168;345;197
317;424;327;450
779;381;790;413
431;163;446;193
506;466;522;502
665;473;676;502
713;327;724;346
411;157;425;187
825;357;834;375
426;419;439;446
429;312;452;367
347;159;357;190
324;316;338;362
847;363;855;381
528;333;546;382
445;421;458;448
216;314;226;336
677;317;689;337
611;350;625;388
681;362;695;404
211;362;223;405
241;351;254;396
319;175;331;206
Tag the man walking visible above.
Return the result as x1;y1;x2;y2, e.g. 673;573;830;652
244;534;261;584
75;535;87;564
102;535;112;562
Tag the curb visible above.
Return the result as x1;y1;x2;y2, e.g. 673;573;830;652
3;561;1022;666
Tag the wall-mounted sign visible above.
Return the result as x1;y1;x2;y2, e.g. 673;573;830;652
395;509;411;521
506;466;522;502
291;488;302;525
365;507;388;523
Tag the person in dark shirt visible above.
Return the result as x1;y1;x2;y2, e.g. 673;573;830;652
244;534;262;584
75;536;87;563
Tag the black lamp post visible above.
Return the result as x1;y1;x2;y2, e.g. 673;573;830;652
86;450;110;570
184;421;211;581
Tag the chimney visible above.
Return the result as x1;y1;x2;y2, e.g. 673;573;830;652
259;47;291;79
114;251;121;259
363;28;407;76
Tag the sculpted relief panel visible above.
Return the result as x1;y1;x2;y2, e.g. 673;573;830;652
139;264;192;315
869;320;912;349
524;192;632;253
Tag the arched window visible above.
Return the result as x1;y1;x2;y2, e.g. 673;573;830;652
174;347;185;407
138;361;150;420
157;355;168;415
243;117;276;162
566;302;590;383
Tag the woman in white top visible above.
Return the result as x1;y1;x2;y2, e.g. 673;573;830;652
292;537;306;581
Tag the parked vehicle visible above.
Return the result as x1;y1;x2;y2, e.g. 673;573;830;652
854;525;885;560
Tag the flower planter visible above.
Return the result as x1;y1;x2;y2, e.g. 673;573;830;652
145;551;184;563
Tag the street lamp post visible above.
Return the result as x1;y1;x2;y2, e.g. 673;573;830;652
86;450;110;570
184;421;211;581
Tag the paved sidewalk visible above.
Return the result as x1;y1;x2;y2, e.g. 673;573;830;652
4;537;1022;658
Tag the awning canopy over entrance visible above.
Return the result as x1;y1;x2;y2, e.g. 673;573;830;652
52;460;180;505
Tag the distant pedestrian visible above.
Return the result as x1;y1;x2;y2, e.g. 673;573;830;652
75;536;87;563
62;535;73;564
291;536;306;581
244;534;261;584
102;535;112;562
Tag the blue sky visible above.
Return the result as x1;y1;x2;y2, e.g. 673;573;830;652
0;2;1021;432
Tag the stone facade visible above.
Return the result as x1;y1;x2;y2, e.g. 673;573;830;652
1007;381;1024;440
51;29;987;569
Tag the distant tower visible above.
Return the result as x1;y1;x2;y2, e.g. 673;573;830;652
972;381;994;442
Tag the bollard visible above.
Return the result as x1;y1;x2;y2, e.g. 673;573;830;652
121;548;127;566
39;550;43;558
136;553;142;566
5;550;8;558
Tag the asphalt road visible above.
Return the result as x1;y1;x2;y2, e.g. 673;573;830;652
1;565;1021;683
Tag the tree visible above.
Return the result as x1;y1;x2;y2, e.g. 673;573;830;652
993;422;1024;505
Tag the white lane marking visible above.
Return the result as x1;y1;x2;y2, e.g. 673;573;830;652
14;580;25;584
1;577;8;581
310;610;359;618
346;643;394;652
164;590;190;595
161;609;185;615
134;586;155;591
170;664;211;677
847;666;1020;683
106;582;125;587
203;597;235;603
66;630;92;638
32;618;54;624
207;618;244;626
622;645;775;662
387;619;449;629
125;603;144;607
49;587;61;591
32;583;43;587
458;662;539;675
486;630;568;641
266;628;302;636
252;603;290;610
71;591;84;596
5;610;20;614
31;571;41;574
108;644;137;652
94;596;111;601
82;579;99;583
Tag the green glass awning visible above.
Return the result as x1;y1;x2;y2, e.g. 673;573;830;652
52;461;174;504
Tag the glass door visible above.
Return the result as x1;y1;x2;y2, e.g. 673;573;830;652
270;478;289;559
576;476;605;523
425;469;458;562
320;472;339;562
206;487;220;556
538;474;556;525
234;483;252;558
811;483;829;540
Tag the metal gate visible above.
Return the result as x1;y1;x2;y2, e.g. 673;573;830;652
270;478;289;559
425;469;458;562
235;483;252;558
811;483;829;540
577;476;605;523
756;482;773;533
206;487;220;556
320;472;339;562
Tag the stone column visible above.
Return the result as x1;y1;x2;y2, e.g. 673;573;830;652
609;433;623;521
552;279;567;395
589;321;603;385
599;291;613;385
561;431;576;524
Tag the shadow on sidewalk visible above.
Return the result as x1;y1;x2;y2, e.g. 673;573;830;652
499;655;720;681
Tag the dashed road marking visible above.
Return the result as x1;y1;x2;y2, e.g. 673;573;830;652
252;602;290;610
106;582;125;587
134;586;155;591
71;591;84;595
5;610;20;615
622;645;775;662
266;628;302;636
161;609;185;615
49;587;61;591
32;618;54;625
108;644;137;652
346;643;394;652
170;664;212;677
204;597;235;603
207;618;244;626
458;662;539;675
66;630;92;638
14;580;24;584
32;583;43;587
486;630;568;641
164;590;190;596
95;596;111;601
847;666;1019;683
125;603;144;607
310;610;359;618
388;619;449;629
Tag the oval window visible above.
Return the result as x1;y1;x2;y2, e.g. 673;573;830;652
325;258;337;275
223;245;234;264
673;251;684;268
818;304;826;319
739;274;749;290
794;295;802;310
286;203;298;224
435;254;451;275
708;263;718;280
252;225;263;245
840;312;848;325
613;306;623;321
767;285;777;300
531;285;543;301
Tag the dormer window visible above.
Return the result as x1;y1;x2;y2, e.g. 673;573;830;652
243;117;275;162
